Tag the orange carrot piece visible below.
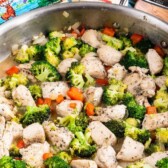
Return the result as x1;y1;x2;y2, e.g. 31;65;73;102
69;103;77;109
17;139;25;149
130;33;143;45
86;103;95;116
36;98;44;106
43;98;52;106
146;106;157;115
43;153;53;160
6;66;19;76
154;45;165;57
80;27;86;36
67;87;84;102
102;27;115;37
96;78;108;86
56;94;64;104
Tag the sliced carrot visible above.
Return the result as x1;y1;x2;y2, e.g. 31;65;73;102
86;103;95;116
43;153;53;160
71;31;78;38
130;33;143;45
56;94;64;104
154;45;165;58
69;103;77;109
67;87;84;102
43;98;51;106
36;98;44;106
6;66;19;76
96;78;108;86
102;27;115;37
17;139;25;149
146;106;157;115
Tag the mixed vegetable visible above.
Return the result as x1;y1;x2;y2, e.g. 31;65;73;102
0;23;167;168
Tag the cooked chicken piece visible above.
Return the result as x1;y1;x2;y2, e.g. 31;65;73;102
3;121;23;149
129;66;148;76
23;123;45;146
123;72;156;97
0;104;15;120
85;52;97;57
56;100;83;117
0;96;14;110
12;85;36;107
146;49;163;75
142;112;168;131
81;29;101;48
71;159;98;168
97;45;123;66
41;82;69;100
117;136;144;161
94;145;118;168
20;142;50;168
143;151;168;168
155;75;167;88
116;166;123;168
88;121;117;146
0;116;5;138
140;77;156;98
135;95;151;107
81;55;106;79
18;61;34;69
90;105;126;122
107;63;127;80
18;61;37;83
84;87;103;106
0;141;9;159
43;121;74;151
57;58;78;76
123;73;142;96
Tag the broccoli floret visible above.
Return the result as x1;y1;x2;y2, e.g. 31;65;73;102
63;37;78;50
3;73;28;90
70;131;96;157
120;50;148;69
0;156;26;168
57;152;72;163
45;38;61;55
125;118;140;128
145;138;165;155
29;84;42;99
62;50;74;59
121;46;137;55
65;62;85;88
9;144;21;157
27;45;44;60
20;105;50;127
79;43;96;57
135;39;154;53
156;157;168;168
125;125;150;144
102;34;124;50
15;45;29;63
127;161;153;168
44;48;61;67
119;36;132;48
57;112;89;133
84;73;96;87
123;92;146;120
103;119;126;138
49;31;65;39
44;156;71;168
31;61;61;82
162;57;168;76
153;87;168;113
102;78;127;106
156;128;168;145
